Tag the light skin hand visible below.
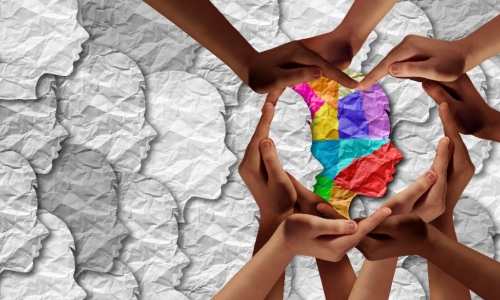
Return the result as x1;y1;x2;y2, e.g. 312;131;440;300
422;74;500;142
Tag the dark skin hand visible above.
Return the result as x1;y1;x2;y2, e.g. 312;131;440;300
356;213;500;300
422;74;500;142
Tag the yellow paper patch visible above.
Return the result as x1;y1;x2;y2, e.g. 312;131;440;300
308;77;339;108
311;103;339;140
338;70;365;98
328;184;357;219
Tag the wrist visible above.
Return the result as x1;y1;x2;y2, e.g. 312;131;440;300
259;210;293;228
477;107;500;142
275;221;297;259
333;22;363;54
457;36;479;73
419;224;441;259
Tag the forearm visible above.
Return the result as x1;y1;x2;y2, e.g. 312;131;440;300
317;256;356;300
254;213;293;300
479;107;500;143
143;0;257;79
337;0;397;50
214;227;295;300
428;214;471;300
348;258;397;300
424;225;500;300
460;14;500;72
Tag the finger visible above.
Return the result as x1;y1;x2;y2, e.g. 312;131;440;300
359;46;416;90
288;172;326;216
275;67;323;88
246;103;275;165
439;103;469;157
422;80;456;106
291;51;358;88
309;217;358;236
264;88;286;110
260;138;288;183
390;170;437;206
389;61;437;80
317;203;346;220
354;208;392;237
430;137;451;179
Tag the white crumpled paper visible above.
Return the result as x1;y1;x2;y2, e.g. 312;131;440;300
188;0;280;106
389;268;426;300
77;260;139;300
278;0;377;72
362;1;435;126
0;149;48;273
80;0;198;75
55;41;157;173
0;0;88;100
37;145;129;274
0;210;86;300
0;75;68;174
403;197;495;299
407;0;500;41
141;71;236;222
116;172;189;298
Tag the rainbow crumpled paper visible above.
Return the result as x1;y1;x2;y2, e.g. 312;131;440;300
293;70;403;218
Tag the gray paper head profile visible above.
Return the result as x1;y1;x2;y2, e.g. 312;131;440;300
117;172;189;295
0;150;48;273
77;260;139;300
0;210;86;300
141;71;236;222
0;75;68;174
55;41;157;173
0;0;89;100
37;145;128;273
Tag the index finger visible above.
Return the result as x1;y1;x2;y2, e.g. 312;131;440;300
244;102;275;165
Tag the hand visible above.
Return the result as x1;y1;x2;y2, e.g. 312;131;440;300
381;137;451;222
437;102;476;213
239;103;296;220
359;35;468;90
423;74;500;141
279;207;392;262
356;214;431;260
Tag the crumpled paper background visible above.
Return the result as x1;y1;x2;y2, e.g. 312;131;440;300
0;0;88;100
37;145;128;274
117;172;189;298
2;0;500;299
0;149;48;274
141;71;237;222
0;210;86;300
80;0;198;75
77;259;139;300
55;41;157;173
0;75;68;174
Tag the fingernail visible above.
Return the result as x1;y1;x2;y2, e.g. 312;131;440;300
348;222;356;233
261;140;271;149
390;64;399;75
313;68;321;78
426;171;436;182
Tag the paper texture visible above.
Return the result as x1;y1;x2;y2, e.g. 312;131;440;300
0;149;48;274
292;71;402;218
389;268;426;300
0;75;68;174
0;210;86;300
407;0;500;41
0;0;88;100
55;41;157;173
80;0;198;75
278;0;377;72
362;2;435;125
116;172;189;298
187;0;281;106
37;145;128;274
77;260;139;300
403;196;495;299
141;71;236;222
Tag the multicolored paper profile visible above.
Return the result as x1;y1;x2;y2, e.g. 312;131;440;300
292;70;403;219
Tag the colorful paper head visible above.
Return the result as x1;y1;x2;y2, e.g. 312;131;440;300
292;70;402;218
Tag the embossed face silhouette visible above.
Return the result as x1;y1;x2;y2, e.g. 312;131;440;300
292;71;403;218
0;75;68;174
0;149;48;273
117;173;189;291
55;41;157;173
37;146;128;273
0;210;86;299
0;0;88;99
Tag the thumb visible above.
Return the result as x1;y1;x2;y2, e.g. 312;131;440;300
260;139;289;183
278;67;322;87
354;207;392;237
264;88;286;110
389;61;437;80
309;217;358;236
